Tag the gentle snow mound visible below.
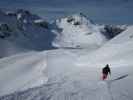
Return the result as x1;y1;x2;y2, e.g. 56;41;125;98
0;51;48;96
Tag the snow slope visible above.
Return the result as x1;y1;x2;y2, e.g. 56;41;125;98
78;25;133;66
0;25;133;100
0;51;48;96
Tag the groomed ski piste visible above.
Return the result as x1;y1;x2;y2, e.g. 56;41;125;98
0;23;133;100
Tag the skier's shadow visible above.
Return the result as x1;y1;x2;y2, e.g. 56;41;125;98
108;74;129;84
113;74;128;81
105;74;129;93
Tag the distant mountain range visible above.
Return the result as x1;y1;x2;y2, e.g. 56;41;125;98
0;9;127;58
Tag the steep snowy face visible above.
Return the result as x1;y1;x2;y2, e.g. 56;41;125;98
0;9;55;58
52;13;107;48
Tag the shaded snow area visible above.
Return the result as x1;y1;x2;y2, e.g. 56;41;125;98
0;26;133;100
0;9;55;58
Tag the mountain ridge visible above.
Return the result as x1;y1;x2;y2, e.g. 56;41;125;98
0;9;127;58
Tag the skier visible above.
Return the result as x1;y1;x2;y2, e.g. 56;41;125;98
102;64;111;80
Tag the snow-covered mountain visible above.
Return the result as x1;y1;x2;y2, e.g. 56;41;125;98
0;9;55;58
52;13;107;48
0;24;133;100
52;13;127;49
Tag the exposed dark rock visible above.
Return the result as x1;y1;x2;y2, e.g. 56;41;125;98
73;21;81;26
101;25;126;39
67;16;74;23
34;20;49;29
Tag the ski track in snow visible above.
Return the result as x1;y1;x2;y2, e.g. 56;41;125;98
0;72;128;100
0;49;132;100
0;51;48;97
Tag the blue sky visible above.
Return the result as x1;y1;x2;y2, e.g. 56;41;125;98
0;0;133;24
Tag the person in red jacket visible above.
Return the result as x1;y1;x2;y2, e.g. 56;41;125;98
102;64;111;80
